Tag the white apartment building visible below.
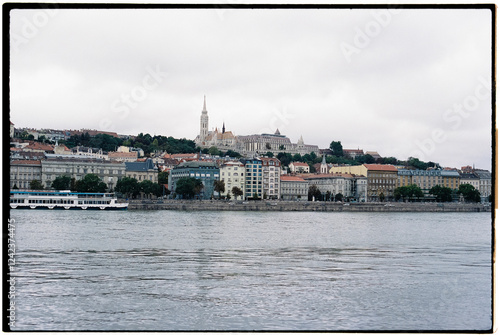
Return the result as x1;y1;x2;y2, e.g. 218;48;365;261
261;157;281;200
220;161;246;200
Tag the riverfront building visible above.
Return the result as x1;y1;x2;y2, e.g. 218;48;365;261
219;161;246;200
168;161;220;200
243;158;263;199
329;164;397;202
40;158;126;191
125;158;158;183
301;173;368;202
10;160;43;189
280;175;308;201
261;157;281;199
474;169;492;202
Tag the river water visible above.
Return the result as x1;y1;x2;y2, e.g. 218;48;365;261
9;210;492;331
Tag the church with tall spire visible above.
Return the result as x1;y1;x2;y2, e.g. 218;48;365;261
194;96;237;149
194;96;320;157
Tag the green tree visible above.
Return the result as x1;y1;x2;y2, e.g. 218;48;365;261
379;192;385;202
208;146;221;156
458;184;481;203
330;141;343;157
139;180;162;198
213;180;225;199
429;185;452;202
308;185;321;201
265;151;274;158
76;174;107;193
394;184;424;201
51;175;72;190
277;152;293;167
335;193;343;202
70;177;77;192
292;153;302;162
224;150;242;158
175;177;204;199
115;177;140;198
232;186;243;200
357;154;375;164
158;171;169;185
407;157;428;170
30;180;44;190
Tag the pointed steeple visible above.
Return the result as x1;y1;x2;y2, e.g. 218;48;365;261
203;95;207;112
222;121;225;134
320;154;328;174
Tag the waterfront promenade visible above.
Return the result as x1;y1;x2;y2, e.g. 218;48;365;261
128;200;492;212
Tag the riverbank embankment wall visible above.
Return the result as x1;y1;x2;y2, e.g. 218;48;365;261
128;200;491;212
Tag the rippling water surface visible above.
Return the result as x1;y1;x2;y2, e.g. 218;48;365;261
10;210;492;331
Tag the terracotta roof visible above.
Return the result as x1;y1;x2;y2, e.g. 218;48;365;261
363;164;397;172
302;173;354;179
10;160;41;165
25;142;54;151
291;162;309;167
280;176;306;182
108;151;138;158
172;153;198;159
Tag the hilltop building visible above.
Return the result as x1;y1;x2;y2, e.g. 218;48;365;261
194;96;319;157
194;96;237;150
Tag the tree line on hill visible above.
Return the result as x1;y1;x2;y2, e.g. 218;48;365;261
58;132;198;155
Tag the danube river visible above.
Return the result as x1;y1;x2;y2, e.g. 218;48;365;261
9;210;492;331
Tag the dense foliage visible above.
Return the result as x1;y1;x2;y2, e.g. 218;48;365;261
75;174;107;193
29;180;44;190
60;132;197;155
394;184;424;201
429;185;453;202
175;177;204;199
231;186;244;200
213;180;225;199
458;184;481;203
51;175;72;190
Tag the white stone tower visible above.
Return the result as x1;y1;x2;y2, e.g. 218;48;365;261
320;154;328;174
200;95;209;142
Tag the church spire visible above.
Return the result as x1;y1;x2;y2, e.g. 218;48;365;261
222;121;225;134
203;95;207;112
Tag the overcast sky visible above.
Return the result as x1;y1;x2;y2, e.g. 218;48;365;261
9;6;493;169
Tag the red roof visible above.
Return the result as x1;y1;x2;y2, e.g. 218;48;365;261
280;175;306;182
291;162;309;167
25;142;54;151
363;164;397;172
302;173;354;179
10;160;41;165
